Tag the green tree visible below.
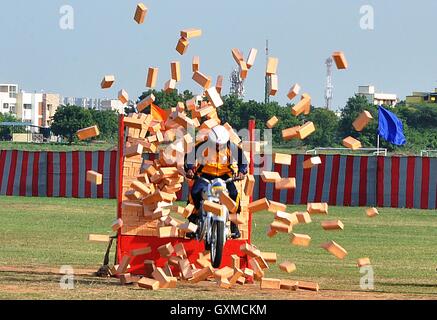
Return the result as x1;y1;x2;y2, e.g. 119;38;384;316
89;109;119;142
131;89;194;114
304;108;339;148
338;95;378;147
51;105;93;144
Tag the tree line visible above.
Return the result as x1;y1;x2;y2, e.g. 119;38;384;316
2;89;436;154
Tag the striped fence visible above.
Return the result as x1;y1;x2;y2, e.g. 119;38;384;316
0;150;118;199
0;150;436;209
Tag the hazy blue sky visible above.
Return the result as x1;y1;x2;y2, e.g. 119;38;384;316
1;0;436;110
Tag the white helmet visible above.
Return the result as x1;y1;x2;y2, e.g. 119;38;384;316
208;125;230;145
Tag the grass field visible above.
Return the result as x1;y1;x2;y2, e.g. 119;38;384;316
0;196;436;300
0;141;116;152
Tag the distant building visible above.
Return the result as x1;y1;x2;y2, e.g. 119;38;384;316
406;88;437;106
62;97;103;109
100;99;126;114
357;85;398;107
0;83;18;114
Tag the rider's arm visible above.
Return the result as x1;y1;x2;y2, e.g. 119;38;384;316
184;140;207;172
237;144;248;174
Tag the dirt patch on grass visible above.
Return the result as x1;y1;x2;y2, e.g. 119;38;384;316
0;265;435;300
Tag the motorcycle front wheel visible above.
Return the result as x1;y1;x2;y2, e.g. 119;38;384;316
210;220;225;268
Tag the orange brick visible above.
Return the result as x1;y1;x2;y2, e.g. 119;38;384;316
157;226;178;238
357;257;371;267
269;74;278;96
297;121;315;139
321;220;344;231
192;56;200;72
170;61;181;82
144;260;157;278
273;153;291;165
296;211;312;224
203;200;224;217
240;61;249;80
119;273;140;285
130;247;152;256
261;171;281;183
214;266;234;280
332;51;348;69
111;218;123;231
229;269;244;286
76;125;100;140
192;71;211;89
130;181;152;196
280;279;299;290
176;37;189;55
270;220;291;233
219;192;237;213
291;94;311;116
248;258;264;280
230;255;240;270
101;75;115;89
178;259;194;280
248;198;270;214
243;268;254;278
216;75;224;94
266;57;279;75
88;234;109;243
268;200;287;213
275;178;296;190
146;67;159;88
261;252;277;263
189;266;214;284
205;87;223;108
134;3;148;24
246;48;258;69
353;110;373;132
158;243;174;258
287;83;301;100
298;281;319;292
307;202;328;214
279;261;296;273
86;170;102;185
183;204;195;218
290;233;311;247
366;207;379;217
117;255;131;274
260;278;281;290
137;277;160;290
266;116;279;129
343;136;362;150
303;156;322;169
118;89;129;104
152;267;172;288
275;211;299;226
174;243;187;258
164;79;177;93
181;28;202;39
231;48;245;65
321;241;348;260
240;243;261;258
282;126;300;141
178;222;198;233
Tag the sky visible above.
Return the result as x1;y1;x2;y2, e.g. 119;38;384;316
1;0;436;110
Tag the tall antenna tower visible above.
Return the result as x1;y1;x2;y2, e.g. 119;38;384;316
325;57;334;109
229;68;244;98
264;39;270;104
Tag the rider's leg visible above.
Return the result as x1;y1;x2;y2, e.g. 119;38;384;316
226;180;241;239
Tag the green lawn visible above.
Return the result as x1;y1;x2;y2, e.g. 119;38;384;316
0;196;436;299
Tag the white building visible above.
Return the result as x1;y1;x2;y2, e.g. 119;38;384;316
357;85;398;107
100;99;126;114
15;91;43;130
0;84;18;114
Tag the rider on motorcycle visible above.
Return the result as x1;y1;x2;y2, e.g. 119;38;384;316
184;125;248;239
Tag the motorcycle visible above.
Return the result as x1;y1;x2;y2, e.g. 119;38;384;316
195;175;242;268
